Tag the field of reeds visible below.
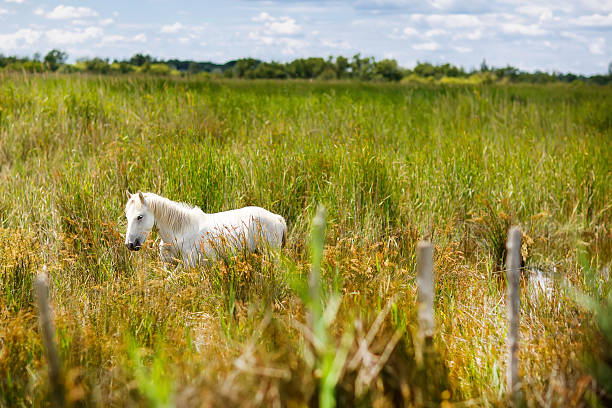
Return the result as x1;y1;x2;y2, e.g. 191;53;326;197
0;72;610;407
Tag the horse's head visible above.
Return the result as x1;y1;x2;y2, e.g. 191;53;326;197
124;191;154;251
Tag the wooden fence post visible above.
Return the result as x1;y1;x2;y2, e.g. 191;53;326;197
416;241;434;351
415;237;435;368
506;227;522;404
34;266;64;407
415;240;435;406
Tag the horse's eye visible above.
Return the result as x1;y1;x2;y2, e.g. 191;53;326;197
137;215;143;220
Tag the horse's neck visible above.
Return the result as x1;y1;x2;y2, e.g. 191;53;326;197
144;193;201;243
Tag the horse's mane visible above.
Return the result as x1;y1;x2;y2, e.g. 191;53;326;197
142;193;201;232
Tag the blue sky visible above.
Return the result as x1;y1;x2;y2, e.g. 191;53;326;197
0;0;610;74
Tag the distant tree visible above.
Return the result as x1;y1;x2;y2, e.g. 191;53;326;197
350;54;374;80
119;61;133;73
374;59;403;81
129;53;153;66
318;67;337;80
44;49;68;71
480;59;489;72
493;65;519;81
414;62;435;77
558;72;578;83
335;56;349;79
84;58;110;73
587;74;612;85
148;63;171;75
188;61;200;74
5;51;610;85
233;58;260;78
253;61;288;79
286;57;327;79
439;63;465;77
350;53;361;77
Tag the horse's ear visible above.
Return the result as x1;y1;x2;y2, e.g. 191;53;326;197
138;191;146;205
125;190;132;199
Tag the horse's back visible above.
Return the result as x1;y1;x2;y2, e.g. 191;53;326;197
207;206;286;249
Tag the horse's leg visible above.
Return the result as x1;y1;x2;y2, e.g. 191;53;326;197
159;240;179;268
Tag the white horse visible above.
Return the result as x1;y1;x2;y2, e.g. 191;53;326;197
124;191;287;266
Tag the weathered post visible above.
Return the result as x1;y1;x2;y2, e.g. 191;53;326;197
415;240;435;406
417;240;434;344
506;227;522;404
34;267;64;407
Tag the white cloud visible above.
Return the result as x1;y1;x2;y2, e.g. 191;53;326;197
322;39;351;50
177;34;201;44
253;12;273;22
248;30;307;55
33;6;43;15
412;41;440;51
252;12;301;36
5;0;25;3
588;38;606;55
403;27;419;36
588;44;603;55
517;5;550;17
502;23;546;36
571;13;612;27
268;17;300;35
518;6;554;22
0;7;8;15
429;0;455;10
0;28;41;51
161;22;184;33
462;29;482;40
248;12;305;54
560;31;587;42
160;22;206;35
248;31;275;46
46;5;98;19
453;46;472;53
45;26;103;45
424;29;446;37
538;9;553;22
279;38;308;54
424;13;482;28
98;33;147;45
578;0;612;13
99;18;114;26
98;34;126;44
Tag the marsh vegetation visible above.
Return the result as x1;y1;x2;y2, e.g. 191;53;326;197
0;73;610;406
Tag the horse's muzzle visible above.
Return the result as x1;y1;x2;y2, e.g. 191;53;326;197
125;242;142;251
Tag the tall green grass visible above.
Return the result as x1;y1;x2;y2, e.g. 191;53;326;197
0;73;610;406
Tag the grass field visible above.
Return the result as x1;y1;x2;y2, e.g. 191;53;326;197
0;73;610;407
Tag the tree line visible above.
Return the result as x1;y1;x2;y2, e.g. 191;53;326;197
1;49;611;85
